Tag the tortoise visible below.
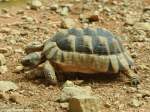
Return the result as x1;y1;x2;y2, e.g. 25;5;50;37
21;28;140;86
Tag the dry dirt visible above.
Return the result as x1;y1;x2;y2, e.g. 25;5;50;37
0;0;150;112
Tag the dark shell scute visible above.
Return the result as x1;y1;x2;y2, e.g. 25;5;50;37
97;28;114;39
56;38;72;51
92;36;108;55
75;37;92;54
83;28;97;37
51;30;69;42
51;28;124;55
108;39;121;54
68;28;84;37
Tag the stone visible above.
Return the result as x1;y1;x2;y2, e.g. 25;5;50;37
130;29;147;42
0;92;9;100
126;87;137;93
0;34;4;41
83;23;89;28
0;47;9;54
88;15;99;22
88;11;99;22
16;10;25;14
59;85;92;102
9;39;16;45
0;66;8;74
15;49;24;54
30;0;42;10
138;64;149;70
60;103;69;109
0;27;11;33
69;95;100;112
0;13;11;18
61;18;76;29
104;102;111;108
134;22;150;31
0;0;10;2
1;8;9;13
125;17;136;25
103;7;111;13
0;81;18;92
138;90;150;97
22;16;34;22
60;4;73;10
79;14;89;23
60;7;69;16
0;54;6;66
0;47;13;57
9;93;26;104
135;93;143;98
63;80;75;87
131;52;138;58
143;6;150;12
50;4;59;11
128;98;143;107
142;13;150;23
14;65;24;73
75;0;80;2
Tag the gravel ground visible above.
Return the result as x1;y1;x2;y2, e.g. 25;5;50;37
0;0;149;112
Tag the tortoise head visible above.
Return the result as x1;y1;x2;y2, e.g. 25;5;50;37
21;52;44;67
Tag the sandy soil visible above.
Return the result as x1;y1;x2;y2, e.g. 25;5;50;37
0;0;149;112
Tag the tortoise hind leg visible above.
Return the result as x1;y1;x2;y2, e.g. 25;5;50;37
43;61;57;85
123;69;140;87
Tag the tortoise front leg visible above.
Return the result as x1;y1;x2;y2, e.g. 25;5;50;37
43;60;57;85
123;69;140;87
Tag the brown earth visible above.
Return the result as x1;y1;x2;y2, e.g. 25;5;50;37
0;0;150;112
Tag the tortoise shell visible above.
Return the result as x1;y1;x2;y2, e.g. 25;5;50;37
43;28;134;74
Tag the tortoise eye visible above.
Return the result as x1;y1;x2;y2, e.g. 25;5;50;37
21;58;32;66
27;59;31;64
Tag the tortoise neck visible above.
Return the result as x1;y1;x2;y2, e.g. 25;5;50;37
40;52;47;64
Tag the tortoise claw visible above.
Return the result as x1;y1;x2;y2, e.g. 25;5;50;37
44;70;57;85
